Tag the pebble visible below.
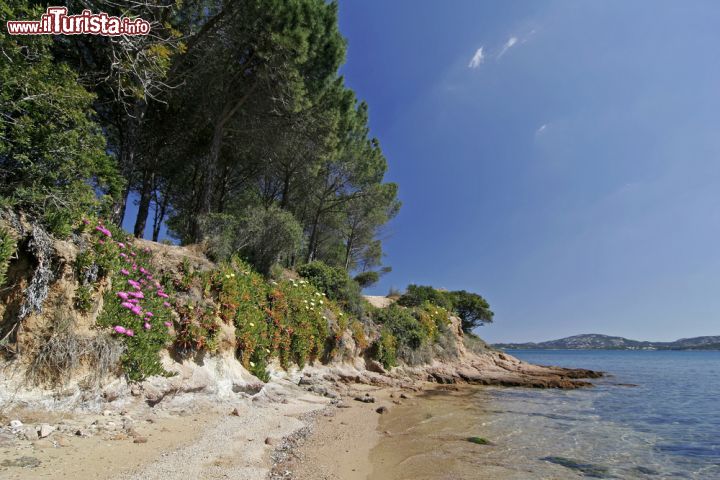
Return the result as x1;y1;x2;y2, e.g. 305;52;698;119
376;406;389;414
37;424;54;439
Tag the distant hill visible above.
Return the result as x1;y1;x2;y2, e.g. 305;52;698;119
493;334;720;351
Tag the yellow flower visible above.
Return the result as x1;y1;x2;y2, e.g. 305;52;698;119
250;361;256;367
249;322;255;327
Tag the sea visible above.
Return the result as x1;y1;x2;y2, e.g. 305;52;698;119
369;350;720;479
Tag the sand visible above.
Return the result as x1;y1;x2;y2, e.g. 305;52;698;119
0;381;330;480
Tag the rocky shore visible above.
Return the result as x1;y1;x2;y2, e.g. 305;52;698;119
0;348;601;479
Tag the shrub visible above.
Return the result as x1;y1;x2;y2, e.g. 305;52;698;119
297;260;365;316
173;301;221;359
397;285;453;310
350;320;369;350
200;205;303;274
370;327;397;369
0;226;16;287
74;285;94;313
86;222;176;381
372;304;427;353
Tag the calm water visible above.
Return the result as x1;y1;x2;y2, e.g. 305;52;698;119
370;350;720;479
500;350;720;478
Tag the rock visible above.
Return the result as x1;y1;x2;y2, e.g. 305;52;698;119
400;393;409;399
75;429;87;437
102;410;113;416
9;419;23;429
133;436;148;444
366;359;386;374
376;406;388;414
37;424;54;439
354;396;375;403
264;437;276;446
336;402;351;408
230;408;240;416
392;400;402;405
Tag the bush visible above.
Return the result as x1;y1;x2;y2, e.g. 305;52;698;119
370;326;397;369
87;222;176;381
372;304;426;352
297;261;365;316
397;285;453;310
0;226;16;287
200;205;303;274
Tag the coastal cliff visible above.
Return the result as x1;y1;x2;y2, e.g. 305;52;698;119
0;215;600;478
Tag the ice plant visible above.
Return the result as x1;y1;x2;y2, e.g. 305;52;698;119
114;325;127;334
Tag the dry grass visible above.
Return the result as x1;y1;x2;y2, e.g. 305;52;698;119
27;309;124;387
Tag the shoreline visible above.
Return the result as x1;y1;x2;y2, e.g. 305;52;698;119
0;353;603;479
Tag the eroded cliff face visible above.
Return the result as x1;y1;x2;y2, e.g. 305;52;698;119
0;215;600;413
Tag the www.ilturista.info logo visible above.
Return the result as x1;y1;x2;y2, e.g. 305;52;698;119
6;7;150;36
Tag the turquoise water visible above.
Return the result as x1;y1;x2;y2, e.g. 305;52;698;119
497;350;720;478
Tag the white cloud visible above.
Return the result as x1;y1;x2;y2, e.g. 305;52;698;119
536;124;547;135
498;36;518;58
468;47;485;68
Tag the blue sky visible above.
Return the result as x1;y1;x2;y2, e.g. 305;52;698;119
336;0;720;342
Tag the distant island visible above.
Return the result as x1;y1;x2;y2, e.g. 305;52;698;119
493;334;720;351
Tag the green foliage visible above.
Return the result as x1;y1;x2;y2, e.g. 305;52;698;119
372;305;426;351
74;285;94;313
173;301;221;359
200;206;303;275
370;326;397;369
87;224;175;382
297;261;365;316
0;3;122;235
354;271;380;289
0;226;16;287
398;285;493;333
447;290;494;332
397;285;454;311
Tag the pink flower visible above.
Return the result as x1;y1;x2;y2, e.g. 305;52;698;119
163;301;171;308
82;218;89;225
120;302;134;309
120;268;129;276
164;322;172;327
131;291;145;299
131;252;136;257
131;306;143;316
113;326;126;334
119;253;127;259
128;298;139;304
144;322;151;330
140;267;147;275
145;311;154;317
117;292;129;300
98;239;104;245
157;291;169;299
95;225;112;237
118;242;125;249
125;329;134;337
